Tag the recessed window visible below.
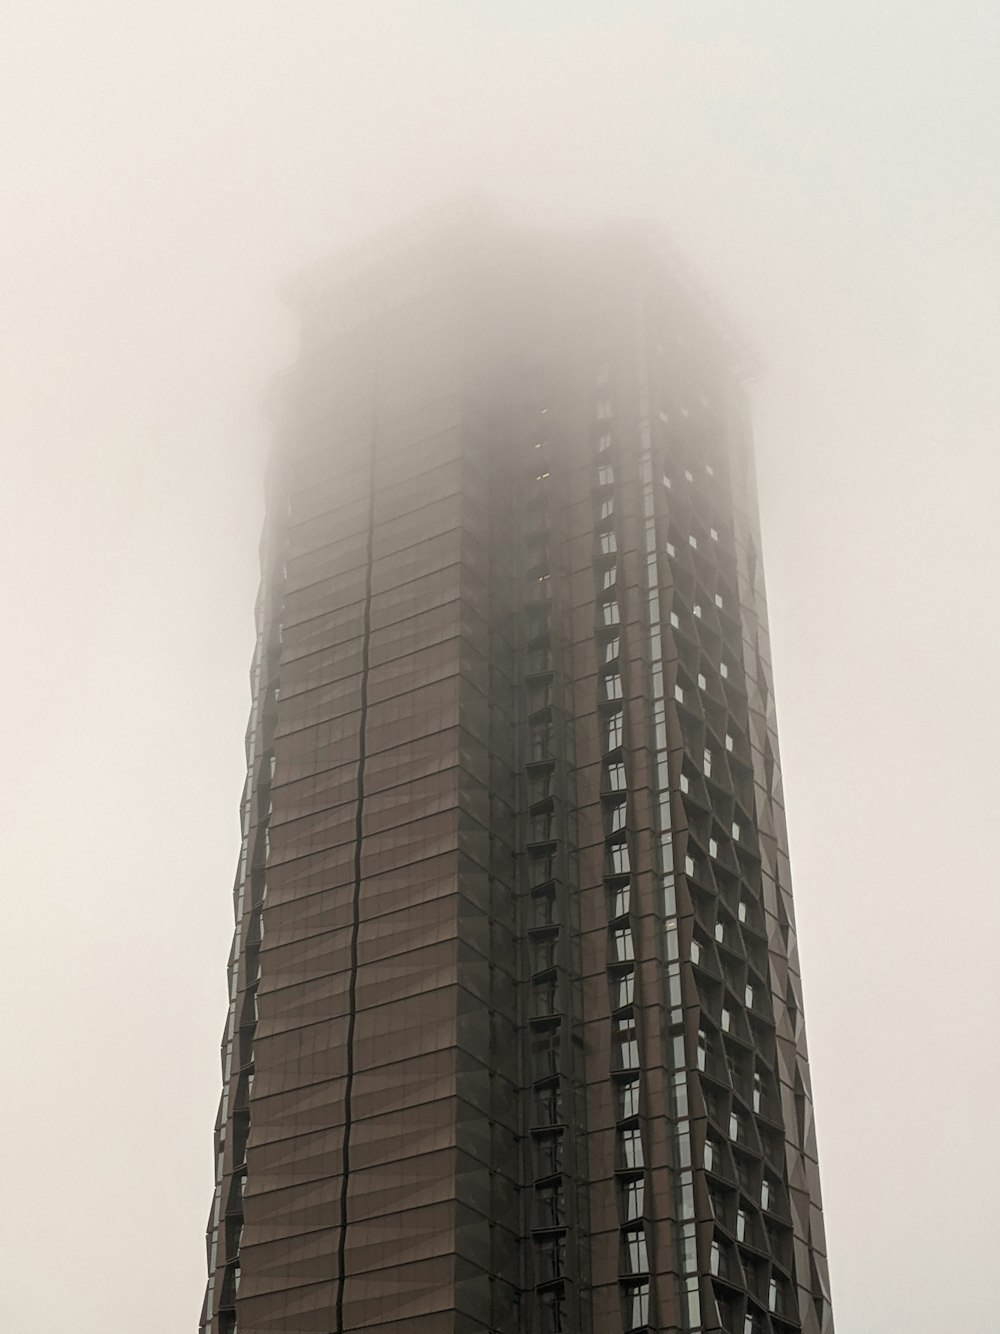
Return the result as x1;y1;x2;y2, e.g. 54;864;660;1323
604;671;623;700
539;1285;566;1334
703;748;712;777
534;1129;563;1176
607;798;627;833
617;1077;641;1120
729;1110;740;1141
706;463;714;476
597;398;612;419
622;1175;644;1221
611;927;634;963
670;611;680;628
761;1177;772;1211
609;881;630;918
615;1015;639;1069
690;938;701;965
529;768;553;803
710;527;719;541
606;760;627;791
753;1072;763;1113
533;935;557;972
697;672;706;690
623;1278;650;1330
532;1027;561;1080
693;603;702;618
598;432;613;453
768;1278;780;1313
710;1238;721;1275
725;734;734;752
696;1028;710;1070
679;773;689;793
673;684;684;702
602;566;618;590
600;529;617;555
619;1126;644;1169
689;534;697;549
684;854;695;876
529;808;553;842
600;497;614;520
732;821;740;840
608;840;630;875
528;853;554;888
663;473;672;489
537;1180;566;1226
736;1207;747;1242
624;1226;648;1274
601;599;620;627
704;1138;715;1172
534;1082;561;1125
598;464;615;486
737;900;748;923
714;921;725;943
533;891;557;928
685;469;694;482
744;983;754;1008
709;838;718;859
612;969;635;1010
535;1233;566;1282
720;661;729;679
721;1007;731;1033
605;711;624;750
603;635;620;664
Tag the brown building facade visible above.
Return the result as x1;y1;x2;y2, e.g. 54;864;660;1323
200;208;834;1334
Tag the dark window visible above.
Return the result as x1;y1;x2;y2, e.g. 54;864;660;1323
536;1233;566;1282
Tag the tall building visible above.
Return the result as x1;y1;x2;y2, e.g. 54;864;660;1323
200;205;834;1334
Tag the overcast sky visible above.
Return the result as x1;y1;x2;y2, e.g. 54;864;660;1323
2;3;998;1331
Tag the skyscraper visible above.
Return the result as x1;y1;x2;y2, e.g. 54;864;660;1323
200;204;834;1334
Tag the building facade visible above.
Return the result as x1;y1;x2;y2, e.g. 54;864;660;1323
200;208;834;1334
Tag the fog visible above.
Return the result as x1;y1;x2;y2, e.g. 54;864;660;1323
2;3;997;1330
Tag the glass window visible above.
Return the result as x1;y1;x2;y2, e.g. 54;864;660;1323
736;1208;747;1242
609;881;630;917
715;593;723;608
600;529;617;554
725;733;734;752
670;610;680;628
696;1029;710;1071
624;1227;648;1274
620;1126;644;1169
532;1027;561;1079
744;982;754;1008
611;927;634;963
534;979;558;1017
732;821;741;841
709;838;718;859
689;534;698;548
598;464;615;486
607;798;627;833
535;1233;566;1282
710;1238;721;1275
601;598;620;627
611;969;635;1009
729;1111;740;1141
597;398;612;419
603;635;620;663
704;1138;715;1173
703;747;712;777
673;684;684;702
597;432;613;452
761;1177;772;1211
615;1014;639;1069
622;1175;644;1221
606;760;627;791
533;934;557;972
534;1129;563;1177
530;722;552;762
600;497;614;519
529;852;555;887
721;1007;731;1033
603;671;623;701
697;672;706;690
529;767;553;802
537;1183;566;1227
666;541;676;556
623;1278;649;1329
679;773;689;793
690;938;701;965
532;890;557;927
753;1072;762;1112
768;1279;779;1313
530;808;554;842
534;1082;561;1125
710;527;719;541
608;840;630;874
605;710;624;750
617;1077;641;1120
539;1285;566;1334
720;660;729;678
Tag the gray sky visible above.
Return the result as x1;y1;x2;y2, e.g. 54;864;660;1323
2;3;997;1330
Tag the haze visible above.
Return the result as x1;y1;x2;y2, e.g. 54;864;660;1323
2;3;997;1331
